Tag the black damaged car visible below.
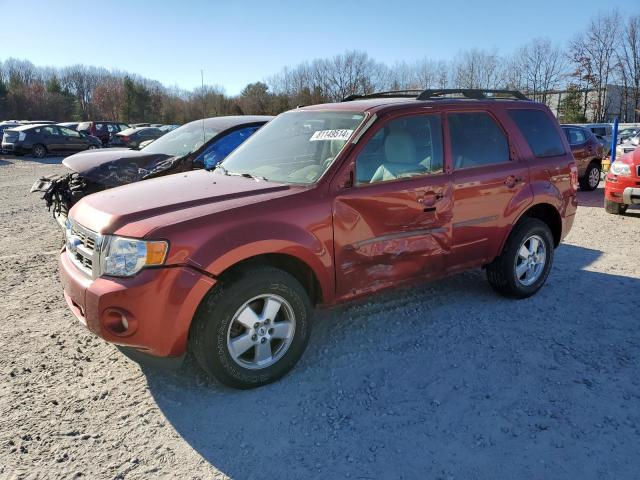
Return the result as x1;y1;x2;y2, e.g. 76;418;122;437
31;115;272;224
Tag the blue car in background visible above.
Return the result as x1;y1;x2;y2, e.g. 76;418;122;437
31;115;273;222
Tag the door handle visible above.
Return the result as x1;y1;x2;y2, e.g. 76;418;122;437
417;192;443;212
504;175;523;188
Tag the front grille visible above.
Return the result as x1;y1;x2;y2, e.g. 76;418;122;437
66;220;102;278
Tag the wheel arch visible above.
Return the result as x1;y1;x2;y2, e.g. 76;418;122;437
214;252;325;306
503;203;562;251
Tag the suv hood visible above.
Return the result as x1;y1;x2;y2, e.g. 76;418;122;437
63;149;175;187
70;169;294;236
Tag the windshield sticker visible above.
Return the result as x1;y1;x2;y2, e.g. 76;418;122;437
309;129;353;142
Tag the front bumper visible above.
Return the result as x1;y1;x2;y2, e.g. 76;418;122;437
623;187;640;205
605;173;640;204
59;250;216;357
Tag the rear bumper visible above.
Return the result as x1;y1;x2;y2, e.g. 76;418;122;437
1;142;25;153
59;251;216;357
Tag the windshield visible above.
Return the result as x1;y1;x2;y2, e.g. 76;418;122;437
219;110;365;184
141;121;220;157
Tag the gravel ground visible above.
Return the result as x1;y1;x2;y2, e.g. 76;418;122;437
0;156;639;480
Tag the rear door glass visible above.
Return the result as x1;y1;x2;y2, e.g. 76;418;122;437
448;112;509;169
508;109;565;157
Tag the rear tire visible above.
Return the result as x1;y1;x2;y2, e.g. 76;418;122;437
579;162;601;191
486;218;554;299
32;144;47;159
189;266;312;389
605;199;627;215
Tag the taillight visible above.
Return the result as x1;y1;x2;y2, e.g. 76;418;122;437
569;163;578;191
121;136;130;142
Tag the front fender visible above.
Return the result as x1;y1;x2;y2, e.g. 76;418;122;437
160;213;335;304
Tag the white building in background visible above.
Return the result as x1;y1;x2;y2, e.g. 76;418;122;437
536;85;639;123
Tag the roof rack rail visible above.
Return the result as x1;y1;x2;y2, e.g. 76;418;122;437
417;89;529;100
341;90;424;102
342;88;529;102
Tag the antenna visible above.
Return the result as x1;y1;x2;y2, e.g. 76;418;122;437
201;69;206;144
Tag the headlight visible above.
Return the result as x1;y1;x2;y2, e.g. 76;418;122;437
101;236;168;277
18;132;26;141
610;162;631;176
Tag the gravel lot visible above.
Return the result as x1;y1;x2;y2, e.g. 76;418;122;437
0;156;639;480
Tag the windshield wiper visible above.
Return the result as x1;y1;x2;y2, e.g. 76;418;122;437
211;164;230;174
234;172;268;182
210;164;267;181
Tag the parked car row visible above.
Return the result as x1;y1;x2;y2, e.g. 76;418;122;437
1;120;181;155
38;89;583;389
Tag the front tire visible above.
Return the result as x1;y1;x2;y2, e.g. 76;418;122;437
579;162;601;191
486;218;554;299
189;266;312;389
605;199;627;215
32;144;47;159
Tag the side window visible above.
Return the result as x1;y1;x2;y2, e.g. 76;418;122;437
508;109;565;157
199;126;260;169
355;114;443;184
107;124;118;133
42;126;60;136
572;128;586;145
60;127;80;137
448;112;509;169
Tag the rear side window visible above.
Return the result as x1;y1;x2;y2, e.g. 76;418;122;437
509;109;565;157
42;126;60;136
563;128;587;146
448;112;509;169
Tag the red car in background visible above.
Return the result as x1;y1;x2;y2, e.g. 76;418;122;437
77;121;130;146
561;125;604;191
604;148;640;214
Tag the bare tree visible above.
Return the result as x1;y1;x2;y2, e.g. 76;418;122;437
451;49;505;89
514;38;565;102
616;15;640;121
569;11;621;121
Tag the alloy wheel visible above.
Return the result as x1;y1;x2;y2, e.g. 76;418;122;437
514;234;546;287
226;294;296;370
588;166;600;188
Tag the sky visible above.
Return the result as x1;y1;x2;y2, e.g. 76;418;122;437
1;0;637;95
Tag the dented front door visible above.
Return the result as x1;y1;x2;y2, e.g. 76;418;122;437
333;174;452;299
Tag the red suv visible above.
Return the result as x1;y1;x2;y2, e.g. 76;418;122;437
58;89;577;388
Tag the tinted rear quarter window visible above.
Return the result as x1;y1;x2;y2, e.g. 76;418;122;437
508;109;565;158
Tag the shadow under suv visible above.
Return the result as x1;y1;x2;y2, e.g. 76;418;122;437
58;89;578;389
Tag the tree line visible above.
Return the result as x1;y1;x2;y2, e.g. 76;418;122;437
1;10;638;124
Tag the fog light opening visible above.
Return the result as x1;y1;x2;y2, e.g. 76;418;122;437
102;308;135;336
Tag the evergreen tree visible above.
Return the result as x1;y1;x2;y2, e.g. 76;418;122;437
558;86;587;123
